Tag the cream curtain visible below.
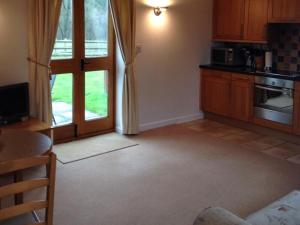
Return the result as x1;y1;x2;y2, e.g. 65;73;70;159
109;0;139;134
28;0;62;125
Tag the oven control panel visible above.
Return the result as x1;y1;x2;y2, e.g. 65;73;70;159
255;76;294;89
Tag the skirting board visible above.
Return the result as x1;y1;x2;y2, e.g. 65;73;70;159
115;126;123;134
139;112;204;132
115;112;204;134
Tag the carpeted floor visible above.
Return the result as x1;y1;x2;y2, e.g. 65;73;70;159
2;120;300;225
52;121;300;225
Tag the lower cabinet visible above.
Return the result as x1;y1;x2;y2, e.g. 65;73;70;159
201;70;231;117
230;74;253;122
294;82;300;135
201;69;253;122
201;69;300;135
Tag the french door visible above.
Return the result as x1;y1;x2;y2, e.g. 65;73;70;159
51;0;114;141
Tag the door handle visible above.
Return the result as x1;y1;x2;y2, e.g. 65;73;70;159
80;59;90;71
255;85;293;96
255;85;285;93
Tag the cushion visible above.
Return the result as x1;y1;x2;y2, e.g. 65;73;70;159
246;190;300;225
193;207;251;225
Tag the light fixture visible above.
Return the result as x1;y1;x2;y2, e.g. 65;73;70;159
153;7;168;16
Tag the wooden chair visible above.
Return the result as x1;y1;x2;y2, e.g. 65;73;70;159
0;153;56;225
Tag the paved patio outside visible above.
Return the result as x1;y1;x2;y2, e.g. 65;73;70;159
52;102;101;125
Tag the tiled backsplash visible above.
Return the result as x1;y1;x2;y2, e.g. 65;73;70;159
269;24;300;72
213;24;300;72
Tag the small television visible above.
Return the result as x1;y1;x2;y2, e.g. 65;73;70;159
0;82;29;126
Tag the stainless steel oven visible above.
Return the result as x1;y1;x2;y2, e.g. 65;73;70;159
254;76;294;125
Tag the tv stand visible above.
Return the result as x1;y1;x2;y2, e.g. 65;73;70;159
0;117;52;137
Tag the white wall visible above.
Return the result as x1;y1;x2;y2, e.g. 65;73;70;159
0;0;28;86
0;0;212;133
135;0;212;131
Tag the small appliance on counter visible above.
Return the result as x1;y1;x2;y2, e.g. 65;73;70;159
242;48;265;71
265;51;273;71
211;47;244;66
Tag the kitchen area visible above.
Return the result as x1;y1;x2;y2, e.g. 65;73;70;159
199;0;300;136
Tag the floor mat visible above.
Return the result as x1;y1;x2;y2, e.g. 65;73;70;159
53;133;138;164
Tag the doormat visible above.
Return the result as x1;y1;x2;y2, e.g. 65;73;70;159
53;133;138;164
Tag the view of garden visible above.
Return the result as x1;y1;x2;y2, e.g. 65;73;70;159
51;0;109;125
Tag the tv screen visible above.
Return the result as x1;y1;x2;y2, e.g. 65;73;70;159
0;82;29;124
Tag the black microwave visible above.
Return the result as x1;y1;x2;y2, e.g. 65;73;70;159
211;48;243;66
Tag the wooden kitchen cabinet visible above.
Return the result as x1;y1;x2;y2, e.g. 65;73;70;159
243;0;269;42
268;0;300;23
230;74;253;122
213;0;268;43
294;82;300;135
201;70;231;117
201;70;253;121
213;0;245;41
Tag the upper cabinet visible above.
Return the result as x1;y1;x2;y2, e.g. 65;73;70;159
268;0;300;23
244;0;269;42
213;0;245;41
213;0;268;43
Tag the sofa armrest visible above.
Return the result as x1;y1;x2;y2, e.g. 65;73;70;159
193;207;252;225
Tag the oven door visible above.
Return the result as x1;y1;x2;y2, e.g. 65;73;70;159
254;85;294;125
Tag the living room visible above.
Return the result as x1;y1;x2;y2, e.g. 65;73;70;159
0;0;300;225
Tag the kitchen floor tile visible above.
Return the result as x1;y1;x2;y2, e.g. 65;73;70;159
184;119;300;165
263;142;300;159
187;120;225;132
244;136;286;151
201;125;243;138
287;155;300;165
221;134;252;144
263;147;300;159
273;142;300;152
238;130;262;140
181;119;203;127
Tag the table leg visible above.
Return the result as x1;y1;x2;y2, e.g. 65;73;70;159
14;172;23;204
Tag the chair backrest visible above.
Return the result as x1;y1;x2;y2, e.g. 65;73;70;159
0;153;56;225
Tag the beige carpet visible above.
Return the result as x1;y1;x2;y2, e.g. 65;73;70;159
2;122;300;225
53;133;138;164
51;124;300;225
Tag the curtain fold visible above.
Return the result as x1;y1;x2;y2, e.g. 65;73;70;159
28;0;62;125
109;0;139;134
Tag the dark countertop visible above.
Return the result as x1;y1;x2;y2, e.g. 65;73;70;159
199;64;300;81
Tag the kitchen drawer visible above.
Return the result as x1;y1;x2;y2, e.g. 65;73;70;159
201;69;232;80
231;73;253;82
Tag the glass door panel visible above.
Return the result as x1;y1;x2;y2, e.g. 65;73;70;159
84;71;108;120
52;0;73;60
51;0;114;140
84;0;109;58
51;73;74;126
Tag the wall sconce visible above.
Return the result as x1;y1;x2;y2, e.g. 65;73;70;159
153;7;168;16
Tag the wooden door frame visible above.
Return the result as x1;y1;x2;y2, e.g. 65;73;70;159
51;0;116;144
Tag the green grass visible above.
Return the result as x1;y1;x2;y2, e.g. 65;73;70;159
51;72;108;116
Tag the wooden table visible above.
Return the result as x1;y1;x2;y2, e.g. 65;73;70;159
0;130;52;205
0;130;52;163
0;117;52;138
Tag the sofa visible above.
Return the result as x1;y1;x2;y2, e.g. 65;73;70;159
193;190;300;225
